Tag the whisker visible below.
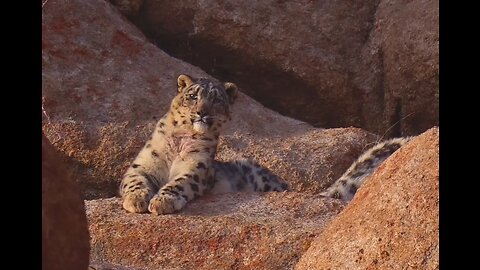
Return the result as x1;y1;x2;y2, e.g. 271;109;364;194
361;111;415;151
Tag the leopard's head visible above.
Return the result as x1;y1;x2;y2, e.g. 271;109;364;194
172;74;238;134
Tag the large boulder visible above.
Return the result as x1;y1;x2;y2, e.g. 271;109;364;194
295;127;439;269
87;192;345;270
122;0;438;137
42;0;378;199
130;0;379;129
42;133;90;270
358;0;439;136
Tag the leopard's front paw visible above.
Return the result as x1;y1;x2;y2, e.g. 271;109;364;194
148;193;187;215
122;191;151;213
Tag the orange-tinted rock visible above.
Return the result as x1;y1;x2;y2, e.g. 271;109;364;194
295;127;439;270
87;193;345;270
89;261;146;270
217;127;377;195
42;133;90;270
42;0;378;199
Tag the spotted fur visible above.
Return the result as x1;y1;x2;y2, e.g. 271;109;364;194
320;137;413;201
119;74;289;215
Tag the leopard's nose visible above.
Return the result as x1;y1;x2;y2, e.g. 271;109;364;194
197;110;208;118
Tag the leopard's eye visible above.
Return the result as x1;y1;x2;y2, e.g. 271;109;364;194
188;94;197;100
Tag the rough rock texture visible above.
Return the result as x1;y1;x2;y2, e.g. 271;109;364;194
108;0;144;18
295;127;439;270
89;261;147;270
126;0;438;137
132;0;378;129
87;193;345;270
364;0;439;136
216;127;378;195
42;0;378;199
42;133;90;270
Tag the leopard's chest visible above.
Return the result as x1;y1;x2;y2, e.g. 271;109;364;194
166;135;196;154
164;133;215;160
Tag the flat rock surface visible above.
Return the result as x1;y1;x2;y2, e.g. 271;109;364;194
296;127;439;270
86;192;345;270
89;261;147;270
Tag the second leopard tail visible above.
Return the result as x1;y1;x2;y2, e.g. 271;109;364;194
320;137;413;201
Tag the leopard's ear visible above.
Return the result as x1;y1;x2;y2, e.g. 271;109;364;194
224;82;238;104
177;74;194;92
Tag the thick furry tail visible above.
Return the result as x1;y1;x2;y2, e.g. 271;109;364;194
320;137;413;201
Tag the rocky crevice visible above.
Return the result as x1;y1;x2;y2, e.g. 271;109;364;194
116;0;438;137
141;24;333;127
128;0;378;130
